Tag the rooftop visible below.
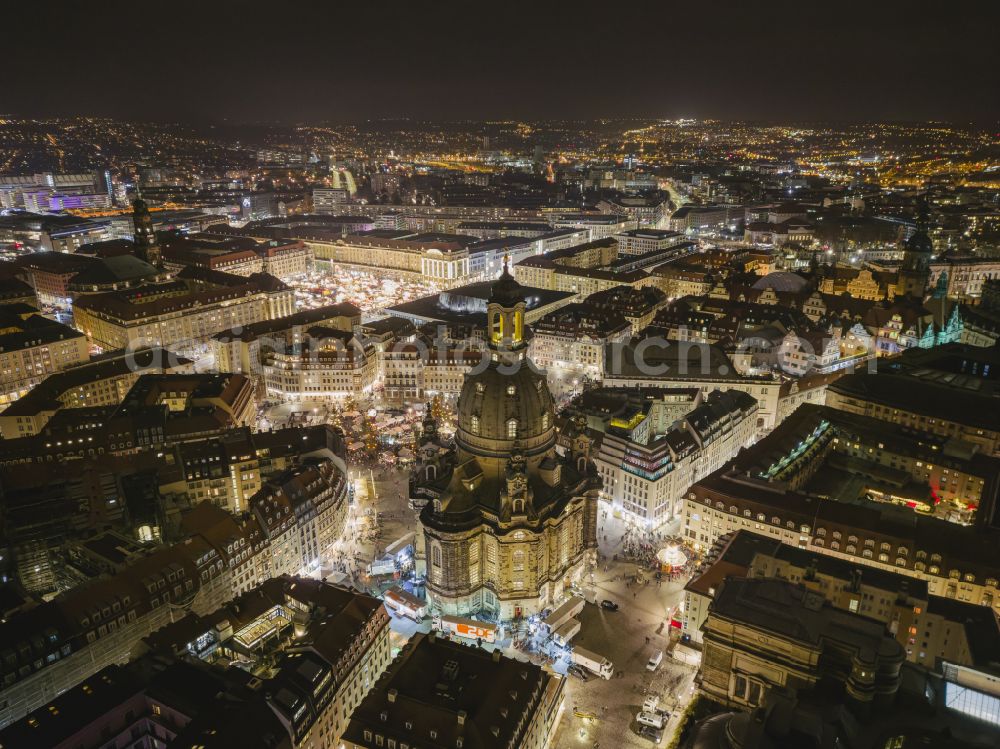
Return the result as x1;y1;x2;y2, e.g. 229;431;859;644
342;633;554;749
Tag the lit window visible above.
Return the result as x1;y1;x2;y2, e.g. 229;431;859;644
507;419;518;438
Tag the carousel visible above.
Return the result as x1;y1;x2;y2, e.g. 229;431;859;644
655;542;688;574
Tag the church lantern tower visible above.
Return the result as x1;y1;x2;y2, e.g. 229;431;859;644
132;191;162;269
895;195;933;300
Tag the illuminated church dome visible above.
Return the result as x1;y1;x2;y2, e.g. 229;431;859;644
412;258;600;621
455;261;556;463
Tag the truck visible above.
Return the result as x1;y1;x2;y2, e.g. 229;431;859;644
543;596;585;634
383;586;427;621
437;614;497;644
571;646;614;680
636;710;667;730
367;558;396;576
552;617;581;647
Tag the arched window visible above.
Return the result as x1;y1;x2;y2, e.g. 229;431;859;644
432;545;442;568
542;412;550;430
470;415;480;435
507;419;518;439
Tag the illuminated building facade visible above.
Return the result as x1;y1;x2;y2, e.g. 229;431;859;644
413;263;600;619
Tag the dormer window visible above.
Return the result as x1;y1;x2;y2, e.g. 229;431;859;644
476;382;485;393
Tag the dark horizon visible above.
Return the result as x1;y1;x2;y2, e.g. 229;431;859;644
5;0;999;125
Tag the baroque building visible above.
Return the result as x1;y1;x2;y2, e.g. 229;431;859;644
413;260;600;620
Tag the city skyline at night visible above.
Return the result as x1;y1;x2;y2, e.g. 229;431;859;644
1;4;1000;749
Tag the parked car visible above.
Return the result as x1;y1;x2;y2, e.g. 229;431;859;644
600;599;619;611
646;649;664;672
638;724;663;744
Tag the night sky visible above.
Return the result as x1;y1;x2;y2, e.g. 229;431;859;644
5;0;999;123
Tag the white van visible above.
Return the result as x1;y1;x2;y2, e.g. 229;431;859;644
636;710;666;730
646;649;663;671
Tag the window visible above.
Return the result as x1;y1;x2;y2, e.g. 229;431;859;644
470;415;480;435
733;675;764;706
507;419;518;439
507;385;516;396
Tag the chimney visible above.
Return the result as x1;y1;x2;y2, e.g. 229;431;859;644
457;710;467;726
388;688;398;704
491;649;501;663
